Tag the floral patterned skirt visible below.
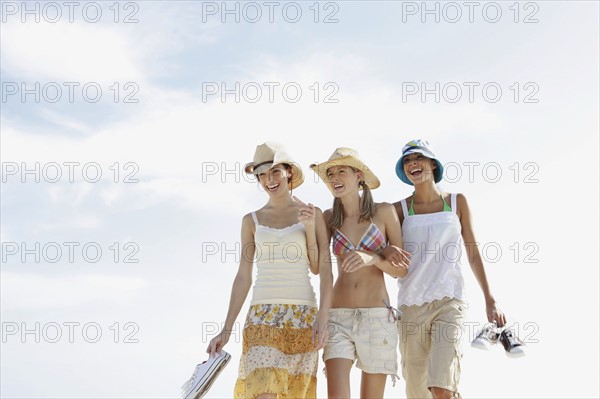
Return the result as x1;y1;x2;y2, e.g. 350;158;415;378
234;304;318;399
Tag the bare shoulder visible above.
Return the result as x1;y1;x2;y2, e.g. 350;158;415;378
375;201;393;209
374;202;396;216
453;193;469;219
322;208;333;224
455;193;469;208
241;212;256;228
313;206;327;227
238;213;258;243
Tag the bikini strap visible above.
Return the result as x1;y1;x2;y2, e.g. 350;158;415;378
409;194;417;216
439;193;451;212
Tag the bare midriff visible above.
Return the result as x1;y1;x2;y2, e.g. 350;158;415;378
331;262;390;309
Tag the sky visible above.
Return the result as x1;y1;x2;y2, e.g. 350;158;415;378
1;1;599;398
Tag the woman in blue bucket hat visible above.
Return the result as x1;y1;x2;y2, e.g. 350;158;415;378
383;139;507;399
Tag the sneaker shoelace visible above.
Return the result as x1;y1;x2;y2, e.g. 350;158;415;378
181;363;203;394
488;325;501;344
476;322;501;344
502;329;524;348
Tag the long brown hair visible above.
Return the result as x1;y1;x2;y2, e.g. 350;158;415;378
327;178;375;232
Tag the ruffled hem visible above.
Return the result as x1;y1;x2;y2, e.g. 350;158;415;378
235;304;318;398
234;368;317;399
238;346;318;377
399;293;469;308
398;279;466;308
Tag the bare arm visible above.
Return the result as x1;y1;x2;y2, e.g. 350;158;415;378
379;203;409;278
313;207;333;350
294;196;319;274
458;194;507;327
344;250;407;278
207;213;255;356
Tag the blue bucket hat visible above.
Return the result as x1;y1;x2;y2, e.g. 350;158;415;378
395;139;444;185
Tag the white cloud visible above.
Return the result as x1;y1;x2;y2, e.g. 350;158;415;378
0;272;147;311
1;22;143;84
46;184;94;207
33;213;102;233
37;109;95;136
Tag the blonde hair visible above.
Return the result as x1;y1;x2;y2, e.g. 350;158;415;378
327;179;375;232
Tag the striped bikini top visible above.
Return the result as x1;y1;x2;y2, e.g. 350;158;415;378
332;222;386;256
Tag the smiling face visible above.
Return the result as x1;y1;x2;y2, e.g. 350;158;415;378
403;153;438;185
326;165;363;197
257;163;291;195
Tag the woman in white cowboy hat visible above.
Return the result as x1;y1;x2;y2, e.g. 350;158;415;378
207;142;333;399
310;147;411;399
386;139;507;399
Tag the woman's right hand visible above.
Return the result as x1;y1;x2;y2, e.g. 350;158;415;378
207;330;231;358
293;196;316;229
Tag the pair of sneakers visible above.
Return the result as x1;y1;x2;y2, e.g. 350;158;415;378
471;322;526;358
181;350;232;399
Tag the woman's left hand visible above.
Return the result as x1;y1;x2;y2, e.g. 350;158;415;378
294;196;315;228
340;250;370;273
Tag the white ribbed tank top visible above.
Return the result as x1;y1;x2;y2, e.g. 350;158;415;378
250;212;317;307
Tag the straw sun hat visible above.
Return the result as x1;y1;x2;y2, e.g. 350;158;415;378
244;142;305;189
310;147;380;192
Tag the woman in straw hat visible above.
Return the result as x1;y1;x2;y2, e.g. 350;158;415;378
207;142;333;399
310;147;411;399
386;139;507;399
